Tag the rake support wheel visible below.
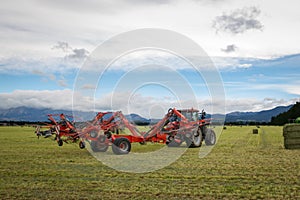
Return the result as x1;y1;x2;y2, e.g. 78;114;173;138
112;138;131;155
57;139;63;146
79;141;85;149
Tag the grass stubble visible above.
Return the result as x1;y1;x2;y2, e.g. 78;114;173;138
0;126;299;199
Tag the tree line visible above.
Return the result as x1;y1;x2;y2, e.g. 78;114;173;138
270;102;300;125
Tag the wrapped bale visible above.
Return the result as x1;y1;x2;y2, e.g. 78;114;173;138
283;124;300;149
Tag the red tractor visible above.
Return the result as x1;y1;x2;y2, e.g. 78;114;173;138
142;108;216;148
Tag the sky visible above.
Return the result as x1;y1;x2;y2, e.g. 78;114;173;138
0;0;299;118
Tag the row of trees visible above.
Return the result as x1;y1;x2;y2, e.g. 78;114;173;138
270;102;300;125
0;121;42;126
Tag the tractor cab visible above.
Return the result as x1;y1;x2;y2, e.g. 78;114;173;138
178;109;199;122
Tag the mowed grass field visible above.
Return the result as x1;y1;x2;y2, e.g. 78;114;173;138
0;126;299;199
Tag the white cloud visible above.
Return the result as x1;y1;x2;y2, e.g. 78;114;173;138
0;0;299;116
0;0;299;60
52;41;72;53
283;85;300;96
30;68;69;87
66;48;89;61
221;44;238;53
213;6;263;34
210;57;253;70
0;51;254;75
0;90;73;110
52;41;89;62
0;90;214;117
225;98;296;113
81;84;96;90
57;80;68;87
0;56;78;75
0;90;297;118
238;63;252;68
31;69;56;81
246;82;300;96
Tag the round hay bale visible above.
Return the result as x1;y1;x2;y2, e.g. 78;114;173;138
284;138;300;145
223;126;227;130
253;129;258;134
283;124;300;132
283;131;300;138
283;124;300;138
284;143;300;149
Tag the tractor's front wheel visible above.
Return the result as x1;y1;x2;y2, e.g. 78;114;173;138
205;129;216;146
112;138;131;155
187;128;202;148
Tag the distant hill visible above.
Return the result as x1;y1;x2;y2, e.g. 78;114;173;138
270;102;300;125
0;104;294;124
0;107;74;121
225;104;293;123
126;114;151;125
0;106;150;124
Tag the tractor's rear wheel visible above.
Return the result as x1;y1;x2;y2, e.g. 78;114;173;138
90;141;109;152
205;129;216;146
112;138;131;155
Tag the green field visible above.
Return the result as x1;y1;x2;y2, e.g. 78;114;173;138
0;126;299;199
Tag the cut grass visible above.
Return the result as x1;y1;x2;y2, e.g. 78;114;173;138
0;126;299;199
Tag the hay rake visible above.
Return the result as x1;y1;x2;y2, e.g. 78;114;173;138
35;108;216;154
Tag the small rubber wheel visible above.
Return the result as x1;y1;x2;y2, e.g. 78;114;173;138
79;141;85;149
112;138;131;155
105;131;112;139
58;139;63;146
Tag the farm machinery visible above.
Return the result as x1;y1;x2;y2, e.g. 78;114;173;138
35;108;216;155
35;112;121;148
88;108;216;154
35;113;86;148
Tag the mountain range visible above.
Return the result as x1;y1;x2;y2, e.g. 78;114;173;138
0;104;293;123
224;104;293;123
0;106;151;123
